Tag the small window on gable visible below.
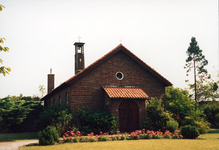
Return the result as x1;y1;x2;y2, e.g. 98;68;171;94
116;72;124;80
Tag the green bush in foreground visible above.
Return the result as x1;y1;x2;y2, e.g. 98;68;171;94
75;108;118;135
165;119;179;133
38;126;59;145
181;125;199;139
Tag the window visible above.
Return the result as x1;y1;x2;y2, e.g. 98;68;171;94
116;72;124;80
53;98;55;105
65;93;69;106
59;96;61;104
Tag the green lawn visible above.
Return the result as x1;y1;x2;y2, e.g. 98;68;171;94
0;132;38;141
20;129;219;150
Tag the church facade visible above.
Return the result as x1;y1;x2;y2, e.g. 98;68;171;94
41;42;172;132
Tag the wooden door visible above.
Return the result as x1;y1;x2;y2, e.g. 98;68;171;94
119;100;139;132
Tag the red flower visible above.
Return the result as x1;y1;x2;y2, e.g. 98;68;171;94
76;131;81;135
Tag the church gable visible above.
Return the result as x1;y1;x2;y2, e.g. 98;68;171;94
41;43;172;132
41;44;172;102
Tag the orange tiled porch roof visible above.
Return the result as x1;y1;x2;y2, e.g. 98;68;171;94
103;86;149;99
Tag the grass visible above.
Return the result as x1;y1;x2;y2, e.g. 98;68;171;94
20;129;219;150
0;132;38;142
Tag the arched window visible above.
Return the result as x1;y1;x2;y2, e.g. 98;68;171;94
65;93;69;106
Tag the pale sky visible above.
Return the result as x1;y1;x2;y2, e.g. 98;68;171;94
0;0;218;98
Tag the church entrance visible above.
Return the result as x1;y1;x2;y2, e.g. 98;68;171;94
119;100;139;132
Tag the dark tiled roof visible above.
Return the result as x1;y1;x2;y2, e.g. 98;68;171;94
103;86;149;99
41;44;172;101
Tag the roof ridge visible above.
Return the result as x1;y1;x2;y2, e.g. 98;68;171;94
41;43;172;101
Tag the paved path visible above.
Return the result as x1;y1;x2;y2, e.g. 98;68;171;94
0;140;38;150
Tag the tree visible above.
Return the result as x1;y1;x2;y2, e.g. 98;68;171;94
0;5;11;76
0;5;5;11
194;79;219;102
165;86;195;126
165;87;211;133
0;95;42;132
39;85;46;98
184;37;210;104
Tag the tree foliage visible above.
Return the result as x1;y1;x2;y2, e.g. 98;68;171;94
0;5;11;76
204;101;219;127
0;5;5;11
193;79;219;102
165;86;211;133
38;85;46;98
142;98;173;132
0;95;42;133
184;37;210;103
165;86;195;125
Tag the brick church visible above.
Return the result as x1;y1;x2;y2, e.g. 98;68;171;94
41;42;172;132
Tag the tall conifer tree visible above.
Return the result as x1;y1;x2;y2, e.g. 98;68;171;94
185;37;210;105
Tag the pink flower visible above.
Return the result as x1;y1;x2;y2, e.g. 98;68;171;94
76;131;81;135
175;130;180;133
116;131;120;134
99;131;103;135
165;130;170;134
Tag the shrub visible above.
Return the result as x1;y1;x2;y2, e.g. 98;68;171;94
36;103;72;136
38;126;59;145
75;108;118;135
194;119;211;134
165;119;179;133
165;86;196;126
204;102;219;127
181;125;200;139
182;115;211;134
215;113;219;127
142;97;173;132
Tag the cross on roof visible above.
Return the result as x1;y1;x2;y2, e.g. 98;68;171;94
78;36;81;42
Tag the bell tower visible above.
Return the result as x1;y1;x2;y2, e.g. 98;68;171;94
74;42;85;74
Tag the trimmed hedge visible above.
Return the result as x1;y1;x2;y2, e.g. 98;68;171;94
38;126;59;145
181;125;199;139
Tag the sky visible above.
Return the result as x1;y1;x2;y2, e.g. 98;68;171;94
0;0;218;98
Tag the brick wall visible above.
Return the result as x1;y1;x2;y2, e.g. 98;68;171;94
45;50;167;130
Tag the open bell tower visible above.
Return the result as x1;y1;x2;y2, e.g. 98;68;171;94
74;42;85;74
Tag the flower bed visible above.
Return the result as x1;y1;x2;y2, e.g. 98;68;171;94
62;129;183;143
